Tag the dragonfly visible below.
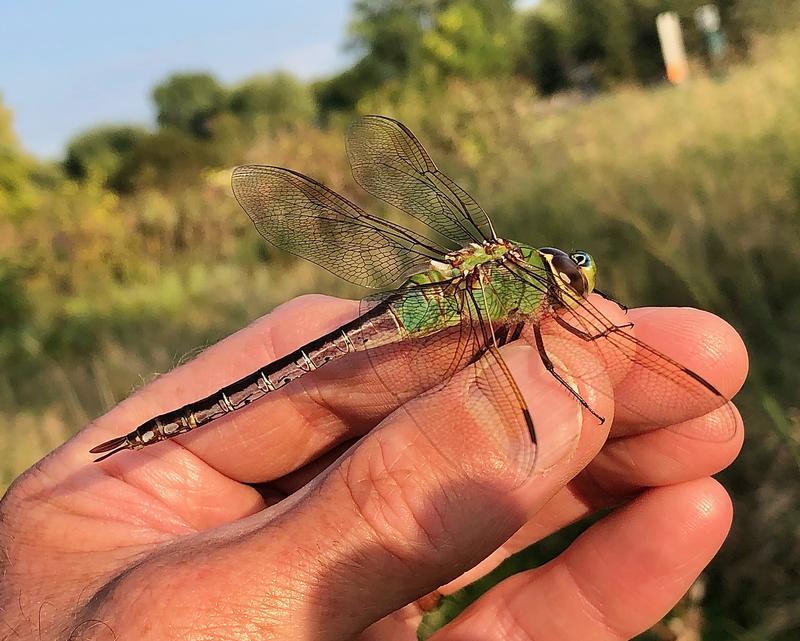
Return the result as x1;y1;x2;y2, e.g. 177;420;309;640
90;115;735;467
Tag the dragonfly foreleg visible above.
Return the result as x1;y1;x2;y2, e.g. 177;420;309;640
494;322;525;347
552;314;634;342
532;323;606;424
592;288;629;313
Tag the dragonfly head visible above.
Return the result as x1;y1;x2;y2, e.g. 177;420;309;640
537;247;597;299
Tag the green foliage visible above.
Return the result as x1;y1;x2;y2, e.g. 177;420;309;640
229;72;317;131
0;99;39;218
563;0;636;82
728;0;800;40
516;3;569;94
315;58;388;115
319;0;517;112
315;0;431;113
63;125;147;186
0;261;31;334
421;0;516;79
349;0;430;78
152;72;228;137
112;129;220;192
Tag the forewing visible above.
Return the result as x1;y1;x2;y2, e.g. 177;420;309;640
232;165;445;288
347;115;495;246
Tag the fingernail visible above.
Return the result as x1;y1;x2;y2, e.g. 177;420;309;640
501;344;583;471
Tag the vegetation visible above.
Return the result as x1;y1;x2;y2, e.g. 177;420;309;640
2;1;799;638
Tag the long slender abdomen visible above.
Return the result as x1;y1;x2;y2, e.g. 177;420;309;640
90;303;403;461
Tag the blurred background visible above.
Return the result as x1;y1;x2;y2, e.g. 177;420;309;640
1;1;798;639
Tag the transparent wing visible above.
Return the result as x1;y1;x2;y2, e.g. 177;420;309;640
231;165;448;289
354;278;537;477
505;259;737;442
347;115;496;246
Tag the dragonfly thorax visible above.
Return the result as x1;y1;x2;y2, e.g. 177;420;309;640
429;239;515;279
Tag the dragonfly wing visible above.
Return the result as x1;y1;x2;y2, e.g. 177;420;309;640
506;261;736;442
355;280;537;478
232;165;447;288
347;115;495;246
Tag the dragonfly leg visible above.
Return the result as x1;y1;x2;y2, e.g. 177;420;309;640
532;323;605;424
593;288;629;313
495;322;525;347
508;322;525;344
553;314;634;342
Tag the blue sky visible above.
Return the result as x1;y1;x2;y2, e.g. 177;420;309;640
1;1;353;158
2;1;538;158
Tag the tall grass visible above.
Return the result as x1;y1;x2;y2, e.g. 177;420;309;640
2;31;799;639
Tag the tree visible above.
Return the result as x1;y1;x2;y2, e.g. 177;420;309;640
421;0;517;79
229;72;316;132
315;0;433;113
349;0;432;80
516;7;569;94
63;126;146;186
563;0;636;83
0;99;39;219
113;129;220;193
152;73;227;138
318;0;519;113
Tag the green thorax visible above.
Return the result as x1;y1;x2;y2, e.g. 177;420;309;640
392;240;547;336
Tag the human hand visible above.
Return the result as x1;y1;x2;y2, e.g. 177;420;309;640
0;294;746;640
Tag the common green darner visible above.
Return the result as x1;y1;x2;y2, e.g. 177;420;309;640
90;116;735;466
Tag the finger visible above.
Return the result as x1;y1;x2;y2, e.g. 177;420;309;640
60;295;362;528
432;478;733;641
130;343;610;640
79;295;381;483
584;402;744;492
535;298;747;439
433;401;742;595
82;293;498;486
611;305;748;437
448;304;746;584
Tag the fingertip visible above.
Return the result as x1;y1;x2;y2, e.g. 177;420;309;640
628;306;748;399
685;476;733;536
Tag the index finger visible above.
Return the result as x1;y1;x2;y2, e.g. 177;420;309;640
80;294;367;481
611;305;748;439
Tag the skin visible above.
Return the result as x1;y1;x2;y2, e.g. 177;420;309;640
0;294;747;641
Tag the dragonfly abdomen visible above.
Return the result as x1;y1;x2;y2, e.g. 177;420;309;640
90;300;405;461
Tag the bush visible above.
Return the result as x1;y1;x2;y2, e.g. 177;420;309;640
229;72;317;132
63;125;147;186
112;129;221;193
152;72;228;138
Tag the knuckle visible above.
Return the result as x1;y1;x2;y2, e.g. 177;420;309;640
339;432;452;564
493;596;542;641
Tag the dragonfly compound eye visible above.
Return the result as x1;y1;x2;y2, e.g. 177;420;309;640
551;254;588;297
572;251;588;266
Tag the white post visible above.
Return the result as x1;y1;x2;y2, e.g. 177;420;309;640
656;12;690;85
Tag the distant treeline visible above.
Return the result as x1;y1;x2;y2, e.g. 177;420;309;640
60;0;799;194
